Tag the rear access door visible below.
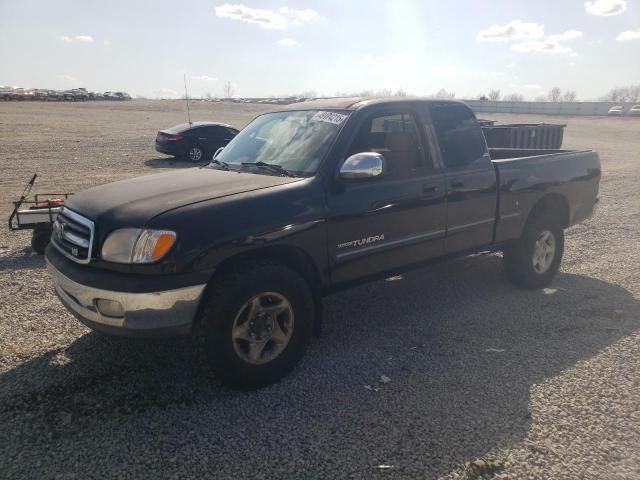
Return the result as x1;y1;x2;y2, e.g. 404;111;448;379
427;102;498;253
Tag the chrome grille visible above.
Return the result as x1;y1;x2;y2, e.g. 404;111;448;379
51;207;95;264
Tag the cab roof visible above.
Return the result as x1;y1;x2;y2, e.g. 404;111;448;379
280;96;465;111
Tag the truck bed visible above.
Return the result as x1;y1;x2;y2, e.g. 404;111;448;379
490;148;601;243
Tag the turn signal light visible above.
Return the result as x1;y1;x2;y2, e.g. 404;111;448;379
132;230;177;263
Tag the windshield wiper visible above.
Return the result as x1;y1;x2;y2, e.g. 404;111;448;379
210;159;230;170
241;161;297;177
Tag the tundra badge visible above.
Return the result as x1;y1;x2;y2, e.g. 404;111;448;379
338;234;385;249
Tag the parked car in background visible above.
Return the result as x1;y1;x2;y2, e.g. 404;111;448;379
13;88;29;100
0;87;15;101
608;106;624;116
628;105;640;116
155;122;239;162
46;90;64;101
114;91;131;100
103;91;118;100
72;89;89;101
33;89;50;101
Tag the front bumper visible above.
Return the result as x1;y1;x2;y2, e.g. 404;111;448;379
46;259;206;337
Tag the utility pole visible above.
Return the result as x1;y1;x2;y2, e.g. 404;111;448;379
183;73;192;125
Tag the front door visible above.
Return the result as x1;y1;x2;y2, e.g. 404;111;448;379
326;107;447;285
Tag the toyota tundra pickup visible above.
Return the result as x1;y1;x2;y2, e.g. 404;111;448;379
45;98;600;388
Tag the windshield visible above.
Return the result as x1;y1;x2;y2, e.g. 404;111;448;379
213;110;349;176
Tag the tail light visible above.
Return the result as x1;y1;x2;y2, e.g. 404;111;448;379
164;134;184;141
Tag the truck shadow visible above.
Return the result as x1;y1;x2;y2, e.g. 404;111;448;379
0;248;46;271
1;255;638;479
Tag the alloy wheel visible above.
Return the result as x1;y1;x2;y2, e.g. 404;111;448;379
188;147;203;162
231;292;294;365
532;230;556;274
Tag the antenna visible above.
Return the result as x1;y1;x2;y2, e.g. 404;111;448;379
183;73;192;125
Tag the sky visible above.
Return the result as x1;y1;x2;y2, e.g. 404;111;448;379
1;0;639;100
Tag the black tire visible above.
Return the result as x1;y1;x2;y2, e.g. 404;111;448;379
186;145;205;163
31;224;53;254
503;214;564;289
196;260;314;390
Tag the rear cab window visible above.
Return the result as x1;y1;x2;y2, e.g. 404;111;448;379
429;103;488;169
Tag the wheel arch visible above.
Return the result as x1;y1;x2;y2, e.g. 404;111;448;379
196;245;325;335
210;245;322;290
525;193;570;229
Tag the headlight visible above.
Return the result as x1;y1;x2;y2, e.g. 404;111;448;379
101;228;140;263
101;228;177;264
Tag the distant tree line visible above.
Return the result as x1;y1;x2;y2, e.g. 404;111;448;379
479;84;640;103
480;88;577;102
175;81;640;103
335;88;408;97
600;84;640;102
329;84;640;103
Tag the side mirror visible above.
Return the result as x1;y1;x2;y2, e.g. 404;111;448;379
340;152;386;180
213;147;224;160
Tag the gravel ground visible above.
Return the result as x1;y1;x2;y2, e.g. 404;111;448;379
0;101;639;479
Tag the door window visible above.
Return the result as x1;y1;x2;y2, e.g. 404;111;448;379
199;126;223;139
347;112;426;179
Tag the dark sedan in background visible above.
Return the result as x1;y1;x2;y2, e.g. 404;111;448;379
155;121;239;162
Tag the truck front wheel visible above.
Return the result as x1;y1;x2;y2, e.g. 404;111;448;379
503;215;564;289
196;260;314;389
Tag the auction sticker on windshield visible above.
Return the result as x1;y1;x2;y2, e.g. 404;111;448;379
311;111;348;125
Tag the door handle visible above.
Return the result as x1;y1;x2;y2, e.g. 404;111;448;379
451;180;465;188
422;184;439;193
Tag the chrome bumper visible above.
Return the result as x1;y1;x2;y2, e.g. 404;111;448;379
46;259;206;335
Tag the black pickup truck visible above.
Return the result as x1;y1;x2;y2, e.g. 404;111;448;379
46;98;600;388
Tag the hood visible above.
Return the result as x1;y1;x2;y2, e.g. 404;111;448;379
65;168;301;228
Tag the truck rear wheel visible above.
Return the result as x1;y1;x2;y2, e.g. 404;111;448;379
503;214;564;289
196;260;314;389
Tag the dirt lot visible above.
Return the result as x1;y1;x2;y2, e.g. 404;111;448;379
1;100;639;479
